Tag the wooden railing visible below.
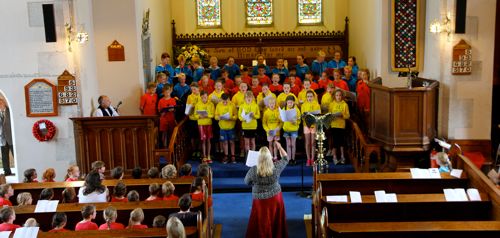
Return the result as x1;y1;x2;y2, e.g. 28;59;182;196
346;119;381;172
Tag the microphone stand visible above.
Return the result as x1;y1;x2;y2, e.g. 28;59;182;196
296;157;312;198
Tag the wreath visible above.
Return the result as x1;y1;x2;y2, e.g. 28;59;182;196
32;119;56;142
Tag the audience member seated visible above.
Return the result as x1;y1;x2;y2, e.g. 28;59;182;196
42;168;56;182
169;194;198;227
111;181;128;202
23;168;38;183
127;190;140;202
147;167;160;178
179;164;194;179
99;206;125;230
111;166;124;180
127;208;148;229
196;164;210;177
162;164;177;179
152;215;166;228
61;187;76;203
16;192;32;206
39;188;54;200
167;216;186;238
49;213;69;232
78;171;109;203
75;205;98;231
23;218;38;227
162;181;179;202
65;165;80;182
0;207;20;231
145;183;162;202
132;166;143;179
0;184;13;206
91;160;106;180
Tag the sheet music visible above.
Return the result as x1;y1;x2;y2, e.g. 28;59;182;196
428;168;441;178
240;109;252;123
374;190;387;203
385;193;398;203
349;191;362;203
196;110;208;117
34;200;59;213
443;188;469;201
0;231;11;238
279;108;297;122
13;227;39;238
466;188;481;201
220;112;230;120
454;188;469;201
326;195;348;203
410;168;441;179
184;104;193;115
245;150;259;167
450;169;463;178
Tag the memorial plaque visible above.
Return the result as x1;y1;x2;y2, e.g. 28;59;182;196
24;79;58;117
452;39;472;75
57;70;78;105
108;40;125;61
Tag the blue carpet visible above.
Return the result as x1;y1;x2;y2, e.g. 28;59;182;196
213;192;311;238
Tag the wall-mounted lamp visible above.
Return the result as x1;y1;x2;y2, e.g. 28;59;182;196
429;14;452;38
65;23;88;52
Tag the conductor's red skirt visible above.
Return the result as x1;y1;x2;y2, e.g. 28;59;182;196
246;192;288;238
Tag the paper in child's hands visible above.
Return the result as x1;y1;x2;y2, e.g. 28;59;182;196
185;104;193;115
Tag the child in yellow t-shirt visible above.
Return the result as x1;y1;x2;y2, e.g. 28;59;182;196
297;79;318;106
194;91;215;163
277;81;298;108
209;79;226;154
238;92;260;154
215;93;237;163
262;97;282;159
328;89;350;164
186;82;201;158
301;90;321;166
320;83;335;113
282;95;301;165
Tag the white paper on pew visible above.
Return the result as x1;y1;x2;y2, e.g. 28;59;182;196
34;200;59;213
466;188;481;201
245;150;259;167
410;168;428;178
385;193;398;203
184;104;193;115
13;227;39;238
450;169;463;178
443;188;459;201
326;195;348;203
0;231;11;238
349;191;362;203
374;190;387;203
428;168;441;178
454;188;469;201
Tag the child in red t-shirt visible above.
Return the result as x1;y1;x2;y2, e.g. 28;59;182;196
162;181;179;202
0;184;13;206
145;183;163;202
318;71;333;90
222;70;235;91
199;75;214;95
127;208;148;229
99;206;125;230
158;85;177;148
190;177;212;207
250;77;262;97
49;212;70;232
0;207;20;231
257;65;272;85
241;67;252;86
64;165;80;182
269;73;283;95
111;182;128;202
231;76;243;96
333;69;349;91
75;205;98;231
140;82;158;115
289;76;301;96
356;69;370;113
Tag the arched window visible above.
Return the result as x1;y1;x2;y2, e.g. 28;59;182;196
246;0;273;26
196;0;221;28
298;0;322;25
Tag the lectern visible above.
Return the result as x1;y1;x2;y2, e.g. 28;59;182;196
369;78;439;168
71;116;158;173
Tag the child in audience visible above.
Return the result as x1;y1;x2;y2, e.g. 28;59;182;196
311;50;328;78
99;206;125;230
269;73;283;95
180;164;194;178
347;56;359;80
241;67;252;85
111;181;128;202
197;164;210;177
186;82;201;158
262;97;282;159
49;213;69;232
250;77;262;97
277;82;297;108
208;56;221;80
127;208;148;229
295;54;310;80
252;54;271;76
132;166;143;179
169;194;198;227
223;56;240;80
23;168;38;183
159;85;177;148
343;66;356;92
257;65;272;85
333;69;349;91
215;93;237;163
0;207;20;231
190;177;206;203
140;82;158;116
75;205;98;230
328;89;350;164
61;187;76;203
283;95;301;165
0;184;13;206
195;91;215;163
272;58;289;78
65;165;80;182
39;188;54;200
91;160;106;179
328;51;346;70
111;166;124;180
298;79;318;106
127;190;140;202
321;83;335;113
24;218;38;227
16;192;32;206
167;217;185;238
199;75;214;94
42;168;56;182
239;92;260;154
147;167;160;178
302;90;321;166
192;56;205;83
152;215;166;228
146;183;162;201
162;181;179;202
162;164;177;179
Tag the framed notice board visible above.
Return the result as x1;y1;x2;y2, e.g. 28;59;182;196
452;39;472;75
24;79;58;117
57;70;78;105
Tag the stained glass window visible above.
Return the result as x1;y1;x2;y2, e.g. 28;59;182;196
196;0;221;28
298;0;322;25
246;0;273;26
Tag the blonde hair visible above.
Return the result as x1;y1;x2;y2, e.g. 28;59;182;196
128;208;144;227
177;54;186;62
317;50;326;57
167;216;186;238
17;192;32;206
191;56;201;65
257;147;274;177
103;206;118;230
245;91;254;100
65;165;79;180
162;165;177;179
162;181;175;197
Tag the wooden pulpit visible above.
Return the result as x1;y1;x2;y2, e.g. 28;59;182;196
369;78;439;153
71;116;158;173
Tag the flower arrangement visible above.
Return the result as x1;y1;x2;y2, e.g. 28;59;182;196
174;43;209;66
32;119;57;142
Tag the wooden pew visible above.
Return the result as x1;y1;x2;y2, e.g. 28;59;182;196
37;227;199;238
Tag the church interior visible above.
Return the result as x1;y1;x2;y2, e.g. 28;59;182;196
0;0;499;237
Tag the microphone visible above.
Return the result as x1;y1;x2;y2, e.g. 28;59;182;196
116;101;123;110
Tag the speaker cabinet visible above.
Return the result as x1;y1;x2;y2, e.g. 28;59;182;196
42;4;56;42
455;0;467;34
